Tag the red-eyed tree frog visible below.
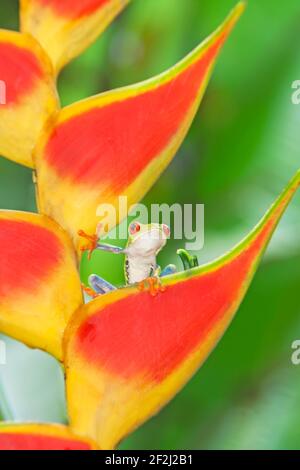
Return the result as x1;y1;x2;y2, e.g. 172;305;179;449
79;222;177;297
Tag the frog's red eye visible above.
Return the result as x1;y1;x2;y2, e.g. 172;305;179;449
162;224;170;237
129;222;140;235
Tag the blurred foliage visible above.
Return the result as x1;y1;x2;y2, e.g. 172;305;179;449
1;0;300;450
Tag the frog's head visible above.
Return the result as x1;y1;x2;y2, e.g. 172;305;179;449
125;222;170;257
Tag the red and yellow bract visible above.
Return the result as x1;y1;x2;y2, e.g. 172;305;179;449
20;0;130;73
0;211;82;359
0;424;96;450
64;171;300;449
0;30;58;167
34;3;245;251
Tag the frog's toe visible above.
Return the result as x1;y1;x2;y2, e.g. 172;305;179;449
78;230;99;259
138;277;166;297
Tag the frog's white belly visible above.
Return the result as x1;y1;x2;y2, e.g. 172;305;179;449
125;255;156;284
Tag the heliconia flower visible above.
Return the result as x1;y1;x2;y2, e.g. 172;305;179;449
0;423;97;450
0;211;82;359
34;2;245;252
2;0;295;452
64;171;300;449
20;0;130;73
0;30;58;168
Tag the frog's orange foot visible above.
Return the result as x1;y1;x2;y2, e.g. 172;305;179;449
138;277;166;297
81;283;99;299
78;229;99;260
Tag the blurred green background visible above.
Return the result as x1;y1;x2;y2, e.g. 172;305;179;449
1;0;300;450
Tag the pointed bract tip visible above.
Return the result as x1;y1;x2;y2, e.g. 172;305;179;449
222;1;246;33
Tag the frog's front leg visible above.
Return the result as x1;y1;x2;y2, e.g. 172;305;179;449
137;264;177;296
79;222;125;259
138;276;166;296
137;265;164;297
78;229;99;260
